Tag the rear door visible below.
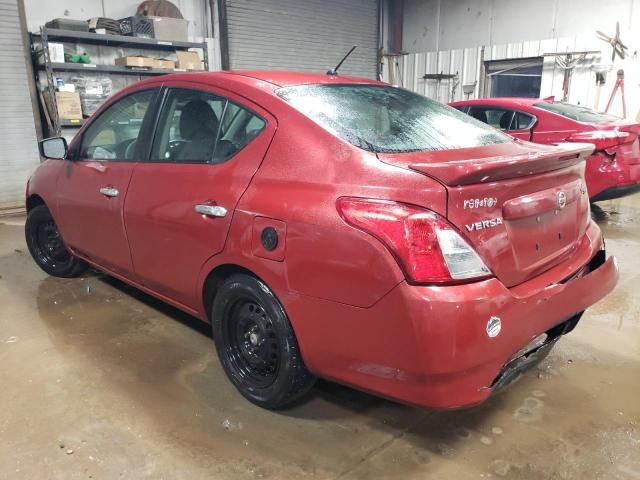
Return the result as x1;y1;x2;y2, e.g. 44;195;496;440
124;82;276;309
56;88;159;276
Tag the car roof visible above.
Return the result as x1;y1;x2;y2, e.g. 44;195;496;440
136;70;384;89
225;70;384;87
450;97;546;108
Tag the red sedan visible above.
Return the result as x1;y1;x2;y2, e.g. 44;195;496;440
26;72;618;410
450;97;640;202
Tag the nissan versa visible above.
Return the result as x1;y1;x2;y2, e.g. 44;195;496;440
25;71;619;410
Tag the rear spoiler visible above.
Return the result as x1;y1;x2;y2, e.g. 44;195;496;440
408;143;594;186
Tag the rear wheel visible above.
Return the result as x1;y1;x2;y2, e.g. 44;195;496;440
211;273;315;409
25;205;87;277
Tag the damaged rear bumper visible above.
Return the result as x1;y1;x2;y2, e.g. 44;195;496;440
489;312;581;393
290;223;618;410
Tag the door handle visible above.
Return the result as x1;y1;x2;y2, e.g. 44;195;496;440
195;204;227;217
99;186;119;198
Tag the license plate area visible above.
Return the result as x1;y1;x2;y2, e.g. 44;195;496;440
504;206;578;271
502;179;587;272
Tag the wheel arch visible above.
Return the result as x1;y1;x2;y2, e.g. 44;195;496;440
202;263;265;322
26;194;46;212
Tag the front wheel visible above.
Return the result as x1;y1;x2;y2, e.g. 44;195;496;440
25;205;87;277
211;273;315;409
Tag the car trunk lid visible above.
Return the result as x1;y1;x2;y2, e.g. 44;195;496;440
378;141;594;287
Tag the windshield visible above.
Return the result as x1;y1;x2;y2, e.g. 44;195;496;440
534;101;620;123
277;84;510;153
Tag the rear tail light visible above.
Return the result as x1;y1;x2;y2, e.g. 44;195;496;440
566;130;634;151
336;197;491;284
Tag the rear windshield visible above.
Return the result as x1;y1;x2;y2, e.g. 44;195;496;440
534;102;619;123
277;84;510;153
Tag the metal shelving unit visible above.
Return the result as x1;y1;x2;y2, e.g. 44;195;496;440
40;62;185;75
31;27;209;135
33;28;208;51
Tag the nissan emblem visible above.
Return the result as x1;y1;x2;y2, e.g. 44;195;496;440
557;191;567;209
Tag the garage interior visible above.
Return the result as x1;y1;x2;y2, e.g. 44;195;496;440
1;0;639;479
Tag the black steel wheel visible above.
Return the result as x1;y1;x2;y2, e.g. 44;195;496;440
224;300;281;388
211;273;315;409
25;205;87;277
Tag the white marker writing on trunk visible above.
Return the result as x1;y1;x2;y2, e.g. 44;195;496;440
463;197;498;209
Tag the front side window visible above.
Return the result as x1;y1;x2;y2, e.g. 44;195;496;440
534;102;619;123
79;89;155;161
150;88;266;163
277;84;509;153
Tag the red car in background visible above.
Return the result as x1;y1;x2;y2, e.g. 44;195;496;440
450;98;640;202
26;73;618;410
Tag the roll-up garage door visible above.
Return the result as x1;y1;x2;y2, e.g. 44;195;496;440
225;0;378;79
0;0;39;213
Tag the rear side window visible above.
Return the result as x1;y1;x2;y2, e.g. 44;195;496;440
277;85;509;153
534;102;619;123
218;102;266;162
514;112;535;130
151;89;225;163
150;88;266;163
468;107;514;130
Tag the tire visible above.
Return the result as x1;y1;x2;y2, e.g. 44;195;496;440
25;204;88;278
211;273;315;409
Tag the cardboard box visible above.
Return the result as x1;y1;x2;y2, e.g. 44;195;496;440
115;55;158;68
55;91;83;120
149;16;188;42
156;59;175;70
175;51;202;71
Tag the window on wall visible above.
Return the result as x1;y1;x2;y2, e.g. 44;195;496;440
486;58;543;98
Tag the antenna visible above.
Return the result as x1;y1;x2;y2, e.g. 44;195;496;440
327;46;357;76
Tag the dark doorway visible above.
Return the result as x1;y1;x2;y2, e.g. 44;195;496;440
486;58;543;98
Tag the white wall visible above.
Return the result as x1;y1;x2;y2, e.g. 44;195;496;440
395;36;640;119
398;0;640;119
23;0;211;40
404;0;640;53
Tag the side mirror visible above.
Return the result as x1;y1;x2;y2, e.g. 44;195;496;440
39;137;68;160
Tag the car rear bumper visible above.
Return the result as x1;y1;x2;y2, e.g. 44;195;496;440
586;153;640;201
590;183;640;202
291;221;618;409
389;246;617;409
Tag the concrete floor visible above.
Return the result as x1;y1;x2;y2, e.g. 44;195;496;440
1;196;639;480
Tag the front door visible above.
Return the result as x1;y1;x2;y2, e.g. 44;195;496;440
55;89;158;276
124;83;276;309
